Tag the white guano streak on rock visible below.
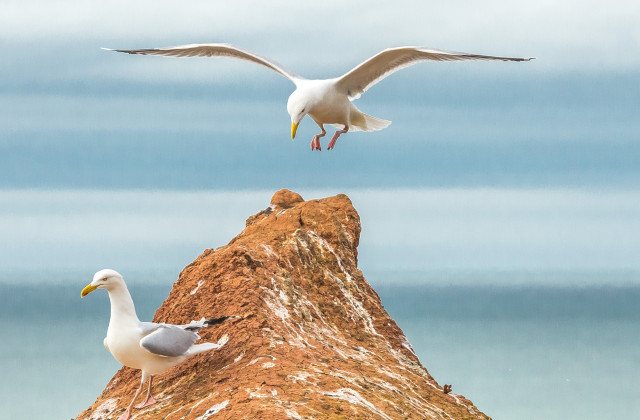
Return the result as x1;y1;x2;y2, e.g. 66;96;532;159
164;405;186;419
87;398;118;420
376;366;455;420
326;271;379;336
306;230;353;282
245;355;276;367
260;254;380;365
323;388;393;420
327;367;437;417
400;334;416;355
245;387;310;419
261;283;290;322
308;230;370;316
217;350;245;372
247;388;272;399
287;371;318;385
302;230;380;337
285;408;303;419
195;400;229;420
261;236;350;353
305;229;469;418
190;279;205;295
273;228;472;418
278;235;384;361
330;371;428;418
448;393;478;418
260;280;317;349
261;244;279;258
288;230;393;361
383;342;475;418
290;279;351;349
185;395;214;418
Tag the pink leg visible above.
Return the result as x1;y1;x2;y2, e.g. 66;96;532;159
310;128;326;151
327;126;348;150
135;375;157;408
118;379;144;420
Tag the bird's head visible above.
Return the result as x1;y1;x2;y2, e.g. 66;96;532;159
81;269;124;297
287;90;310;141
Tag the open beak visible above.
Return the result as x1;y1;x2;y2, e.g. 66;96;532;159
291;121;299;140
81;283;98;298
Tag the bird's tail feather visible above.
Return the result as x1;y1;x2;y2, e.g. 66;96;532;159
186;342;221;356
348;111;391;132
185;334;229;356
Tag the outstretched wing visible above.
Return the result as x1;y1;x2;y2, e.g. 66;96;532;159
104;43;302;83
138;322;199;357
336;46;534;99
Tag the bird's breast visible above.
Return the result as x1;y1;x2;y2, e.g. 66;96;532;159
308;96;350;125
106;325;148;368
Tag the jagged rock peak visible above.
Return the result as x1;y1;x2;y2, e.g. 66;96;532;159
76;190;488;420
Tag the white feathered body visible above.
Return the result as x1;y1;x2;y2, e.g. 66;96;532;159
107;321;185;376
103;281;217;376
290;79;391;132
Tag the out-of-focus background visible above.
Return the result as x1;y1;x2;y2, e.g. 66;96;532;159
1;1;639;418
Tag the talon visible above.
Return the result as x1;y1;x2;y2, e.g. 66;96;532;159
327;126;348;150
135;394;157;409
309;129;326;152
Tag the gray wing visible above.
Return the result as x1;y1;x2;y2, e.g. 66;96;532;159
138;322;199;357
104;43;302;83
336;46;534;99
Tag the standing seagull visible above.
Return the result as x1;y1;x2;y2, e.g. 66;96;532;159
106;44;533;151
81;269;235;420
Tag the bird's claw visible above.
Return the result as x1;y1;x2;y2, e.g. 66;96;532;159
118;409;132;420
327;127;347;150
134;395;157;409
310;137;322;151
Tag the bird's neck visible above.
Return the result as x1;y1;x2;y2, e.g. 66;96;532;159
107;283;139;325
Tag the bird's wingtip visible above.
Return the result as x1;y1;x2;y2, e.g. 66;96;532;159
507;57;535;62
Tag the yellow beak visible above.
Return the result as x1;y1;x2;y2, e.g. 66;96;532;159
81;283;98;298
291;121;299;140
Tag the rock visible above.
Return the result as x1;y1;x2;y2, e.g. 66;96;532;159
76;189;489;420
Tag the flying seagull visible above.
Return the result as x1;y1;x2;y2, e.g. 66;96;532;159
106;44;533;151
81;269;235;420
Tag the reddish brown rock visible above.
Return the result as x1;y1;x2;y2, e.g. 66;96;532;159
76;189;489;420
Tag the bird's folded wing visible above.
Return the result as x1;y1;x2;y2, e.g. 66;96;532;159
139;323;199;357
105;43;302;83
336;47;533;99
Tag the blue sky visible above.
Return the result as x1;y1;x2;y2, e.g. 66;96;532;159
1;1;639;278
2;0;639;190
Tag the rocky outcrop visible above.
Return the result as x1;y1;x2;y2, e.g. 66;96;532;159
77;189;489;419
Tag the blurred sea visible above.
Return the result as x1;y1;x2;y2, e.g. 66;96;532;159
0;269;638;420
